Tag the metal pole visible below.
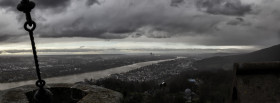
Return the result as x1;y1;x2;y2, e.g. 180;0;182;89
17;0;53;102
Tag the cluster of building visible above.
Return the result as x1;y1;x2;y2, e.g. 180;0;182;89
110;58;195;82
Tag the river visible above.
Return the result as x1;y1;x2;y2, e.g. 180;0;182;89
0;58;177;90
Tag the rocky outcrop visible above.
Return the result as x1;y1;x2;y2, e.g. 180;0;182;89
0;83;123;103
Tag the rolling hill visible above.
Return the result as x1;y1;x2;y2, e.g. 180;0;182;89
193;44;280;70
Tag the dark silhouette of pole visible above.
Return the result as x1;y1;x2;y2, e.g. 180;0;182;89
17;0;53;102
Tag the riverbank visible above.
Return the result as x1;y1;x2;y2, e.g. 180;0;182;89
0;54;176;83
0;58;176;90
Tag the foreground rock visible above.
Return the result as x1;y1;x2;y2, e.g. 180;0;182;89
0;83;123;103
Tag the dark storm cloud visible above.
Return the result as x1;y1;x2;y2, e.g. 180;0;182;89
277;31;280;39
0;0;279;47
0;0;17;9
37;14;221;39
196;0;251;16
3;49;104;53
226;17;250;26
0;35;11;42
36;0;223;39
35;0;70;9
32;0;252;39
0;35;25;43
0;0;71;11
38;27;130;39
170;0;184;7
170;0;252;16
86;0;100;6
1;0;249;40
37;16;134;39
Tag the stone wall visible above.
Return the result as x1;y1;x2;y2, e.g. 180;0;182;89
230;62;280;103
0;83;123;103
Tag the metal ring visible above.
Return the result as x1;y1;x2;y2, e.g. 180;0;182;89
24;21;36;32
36;80;46;87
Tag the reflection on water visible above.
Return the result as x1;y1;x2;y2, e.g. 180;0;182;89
0;59;175;90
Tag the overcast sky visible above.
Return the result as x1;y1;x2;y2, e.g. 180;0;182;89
0;0;279;54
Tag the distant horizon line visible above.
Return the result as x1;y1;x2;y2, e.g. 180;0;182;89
0;48;253;56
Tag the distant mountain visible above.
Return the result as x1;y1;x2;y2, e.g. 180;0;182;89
193;44;280;70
